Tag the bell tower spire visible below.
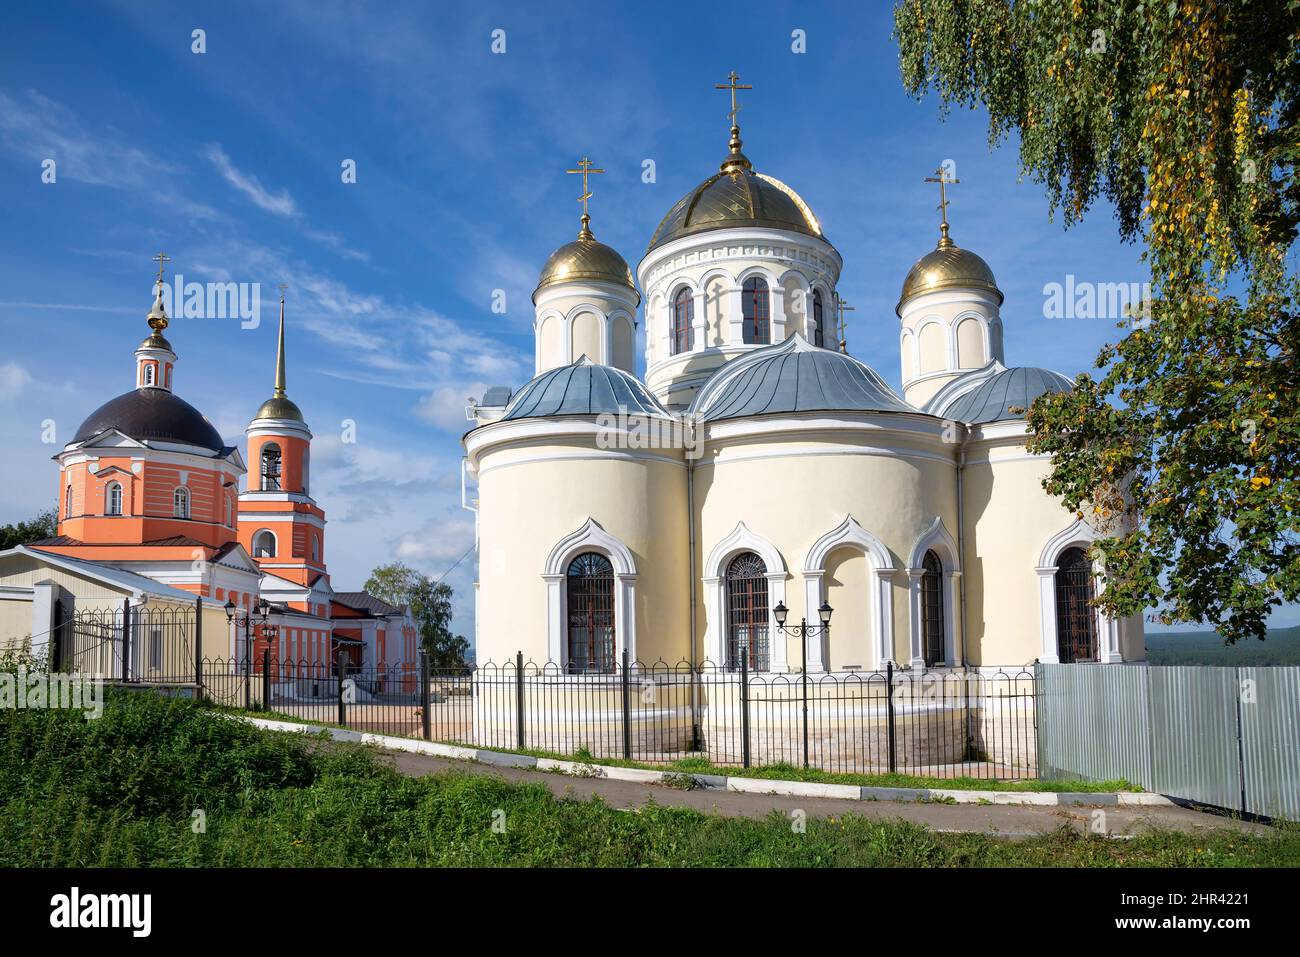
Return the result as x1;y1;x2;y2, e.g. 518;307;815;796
274;284;288;398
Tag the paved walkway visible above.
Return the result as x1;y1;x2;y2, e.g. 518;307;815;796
371;748;1262;838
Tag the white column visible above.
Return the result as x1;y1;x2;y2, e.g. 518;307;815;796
543;574;564;664
1036;567;1060;664
766;573;788;672
770;282;787;342
875;568;896;668
906;569;925;669
30;581;61;665
802;572;826;671
727;286;745;344
616;574;637;662
703;576;723;665
691;290;707;352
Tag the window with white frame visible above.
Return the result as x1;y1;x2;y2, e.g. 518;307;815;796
173;486;190;519
106;481;123;516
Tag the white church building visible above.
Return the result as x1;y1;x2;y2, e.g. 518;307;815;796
463;84;1145;679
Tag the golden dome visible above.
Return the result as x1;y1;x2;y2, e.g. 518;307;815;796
647;128;823;252
534;218;638;302
254;395;304;422
896;236;1003;315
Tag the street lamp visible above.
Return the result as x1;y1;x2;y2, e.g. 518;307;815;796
773;600;833;768
225;597;271;709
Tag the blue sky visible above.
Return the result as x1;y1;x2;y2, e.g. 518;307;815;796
1;1;1289;637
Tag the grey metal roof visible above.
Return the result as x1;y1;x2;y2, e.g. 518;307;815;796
691;334;916;422
479;385;513;407
502;357;669;421
941;366;1074;424
332;591;406;617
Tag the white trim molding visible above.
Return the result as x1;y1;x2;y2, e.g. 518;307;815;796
801;515;896;671
1035;517;1122;664
905;516;962;669
703;522;788;672
542;518;637;667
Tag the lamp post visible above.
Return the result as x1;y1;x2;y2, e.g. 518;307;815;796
225;597;270;710
773;600;833;768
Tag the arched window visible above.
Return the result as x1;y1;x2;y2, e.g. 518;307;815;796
224;496;232;527
672;287;694;354
142;364;155;387
164;366;171;389
1055;547;1098;663
252;530;276;558
173;486;190;519
812;290;825;347
311;534;320;563
921;549;945;666
105;482;122;516
566;552;615;673
64;485;73;520
741;277;771;344
725;551;769;671
260;442;282;491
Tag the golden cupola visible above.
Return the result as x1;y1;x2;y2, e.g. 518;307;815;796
531;157;640;376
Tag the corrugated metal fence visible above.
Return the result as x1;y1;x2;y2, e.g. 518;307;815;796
1037;663;1300;820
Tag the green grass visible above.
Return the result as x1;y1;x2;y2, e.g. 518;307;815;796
3;691;1295;867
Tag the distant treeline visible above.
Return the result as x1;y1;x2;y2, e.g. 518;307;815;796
1145;626;1300;666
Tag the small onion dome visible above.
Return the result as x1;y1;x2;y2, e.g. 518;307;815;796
690;333;916;423
73;388;225;452
253;394;305;422
502;355;669;421
897;238;1003;315
136;330;175;354
939;366;1073;425
647;127;823;253
534;217;638;303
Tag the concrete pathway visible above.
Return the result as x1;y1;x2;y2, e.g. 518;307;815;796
373;748;1262;838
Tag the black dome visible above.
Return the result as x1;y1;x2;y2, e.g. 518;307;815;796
73;388;226;452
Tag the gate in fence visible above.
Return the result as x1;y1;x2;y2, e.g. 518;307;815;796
53;597;201;683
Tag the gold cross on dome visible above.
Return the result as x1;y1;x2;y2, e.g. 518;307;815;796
152;251;171;281
565;156;605;219
835;296;855;354
924;165;959;244
715;70;752;127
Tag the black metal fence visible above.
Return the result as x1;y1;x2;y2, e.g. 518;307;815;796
192;650;1036;780
42;602;1037;780
52;598;199;680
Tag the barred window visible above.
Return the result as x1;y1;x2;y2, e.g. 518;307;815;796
672;287;694;354
567;552;615;673
726;552;769;671
813;290;824;347
921;550;945;666
1055;547;1098;663
742;277;770;344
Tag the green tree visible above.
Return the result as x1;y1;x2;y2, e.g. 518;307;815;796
894;0;1299;641
363;561;471;668
0;508;57;551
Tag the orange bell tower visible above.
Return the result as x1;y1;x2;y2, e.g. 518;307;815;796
236;290;328;592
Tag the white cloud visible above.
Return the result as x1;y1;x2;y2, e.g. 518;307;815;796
204;142;299;218
0;361;31;398
413;384;486;434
